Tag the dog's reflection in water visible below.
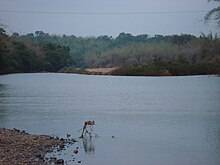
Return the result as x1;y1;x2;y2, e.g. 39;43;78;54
82;135;95;155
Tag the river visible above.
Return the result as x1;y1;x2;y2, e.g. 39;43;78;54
0;73;220;165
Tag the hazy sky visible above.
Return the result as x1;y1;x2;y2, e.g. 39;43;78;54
0;0;218;37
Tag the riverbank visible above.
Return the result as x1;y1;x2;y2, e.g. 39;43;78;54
60;65;220;77
1;63;220;76
59;67;117;75
86;68;117;75
0;128;75;164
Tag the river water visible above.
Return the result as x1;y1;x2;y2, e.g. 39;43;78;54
0;73;220;165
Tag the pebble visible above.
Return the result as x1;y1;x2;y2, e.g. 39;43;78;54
56;159;64;164
73;149;79;154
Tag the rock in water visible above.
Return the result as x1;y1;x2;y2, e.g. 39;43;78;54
56;159;64;164
73;149;79;154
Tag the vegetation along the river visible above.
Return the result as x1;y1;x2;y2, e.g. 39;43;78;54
1;28;220;76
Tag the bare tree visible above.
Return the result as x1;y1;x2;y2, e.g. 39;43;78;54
205;0;220;27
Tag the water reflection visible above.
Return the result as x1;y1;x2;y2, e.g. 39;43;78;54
0;84;7;122
0;84;7;97
214;117;220;156
82;135;95;155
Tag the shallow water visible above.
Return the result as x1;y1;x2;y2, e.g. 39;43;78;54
0;73;220;165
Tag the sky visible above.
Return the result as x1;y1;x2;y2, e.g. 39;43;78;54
0;0;219;37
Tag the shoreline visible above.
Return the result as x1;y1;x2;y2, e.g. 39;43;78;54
56;66;219;77
0;68;219;77
0;128;76;164
1;72;219;77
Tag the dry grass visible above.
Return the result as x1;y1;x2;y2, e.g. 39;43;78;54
86;68;116;75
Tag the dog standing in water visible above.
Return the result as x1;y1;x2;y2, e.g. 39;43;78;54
80;120;95;138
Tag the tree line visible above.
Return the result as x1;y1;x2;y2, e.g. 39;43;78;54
0;28;74;74
0;26;220;75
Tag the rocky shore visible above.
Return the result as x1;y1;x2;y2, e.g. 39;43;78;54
0;128;75;164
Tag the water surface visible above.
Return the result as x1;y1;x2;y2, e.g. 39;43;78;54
0;73;220;165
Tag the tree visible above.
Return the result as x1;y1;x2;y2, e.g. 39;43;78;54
0;27;10;73
205;0;220;28
12;41;40;72
115;33;134;46
172;34;196;46
43;43;74;71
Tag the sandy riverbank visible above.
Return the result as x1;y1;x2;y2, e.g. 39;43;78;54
0;128;75;164
85;68;116;75
59;67;117;75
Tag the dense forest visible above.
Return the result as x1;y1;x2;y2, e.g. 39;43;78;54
0;26;220;75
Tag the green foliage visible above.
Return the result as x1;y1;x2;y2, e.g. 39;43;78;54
199;32;220;62
0;27;74;74
7;30;199;69
112;61;220;76
0;27;13;73
12;41;40;72
172;34;196;45
43;43;73;71
0;25;219;76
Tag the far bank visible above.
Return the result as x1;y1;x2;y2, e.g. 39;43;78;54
60;62;220;76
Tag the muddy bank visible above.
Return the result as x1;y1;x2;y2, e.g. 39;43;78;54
0;128;76;165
